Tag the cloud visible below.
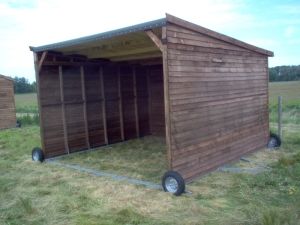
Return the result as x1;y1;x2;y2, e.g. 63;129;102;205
276;4;300;15
1;0;253;81
0;0;298;81
284;26;296;38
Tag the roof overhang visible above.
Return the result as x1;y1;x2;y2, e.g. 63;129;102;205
0;74;14;81
30;18;166;62
29;14;273;60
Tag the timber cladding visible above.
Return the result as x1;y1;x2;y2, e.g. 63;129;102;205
0;75;16;129
38;55;164;158
165;17;270;181
30;14;273;182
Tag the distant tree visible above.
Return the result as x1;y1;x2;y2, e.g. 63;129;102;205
14;77;36;93
269;65;300;82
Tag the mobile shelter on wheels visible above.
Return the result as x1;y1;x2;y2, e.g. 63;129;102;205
30;14;274;195
0;75;17;129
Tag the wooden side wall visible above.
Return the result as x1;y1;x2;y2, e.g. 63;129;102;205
0;77;16;129
38;55;164;158
166;23;269;181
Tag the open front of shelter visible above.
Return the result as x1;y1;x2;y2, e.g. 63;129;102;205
30;14;273;194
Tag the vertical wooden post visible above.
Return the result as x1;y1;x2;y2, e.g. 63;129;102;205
162;26;172;169
118;67;125;141
133;66;140;137
59;66;69;154
81;66;90;149
100;67;108;145
147;69;152;134
33;52;45;152
278;96;282;139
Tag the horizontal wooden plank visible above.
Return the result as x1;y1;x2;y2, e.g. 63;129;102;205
168;64;267;73
171;91;267;106
171;112;267;146
171;94;266;113
180;137;266;181
168;59;266;69
172;123;268;167
168;36;249;52
172;101;266;126
171;118;268;150
174;133;266;177
167;51;267;64
167;43;265;58
172;97;266;122
171;121;268;157
169;84;267;97
170;86;267;101
169;79;267;90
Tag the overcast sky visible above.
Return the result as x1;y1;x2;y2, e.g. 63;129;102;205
0;0;299;81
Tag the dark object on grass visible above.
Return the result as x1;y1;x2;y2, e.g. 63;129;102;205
267;133;281;149
162;171;185;196
16;120;21;128
32;147;44;162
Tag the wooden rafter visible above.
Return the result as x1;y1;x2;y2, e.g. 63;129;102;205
38;51;48;72
109;51;161;62
145;30;164;52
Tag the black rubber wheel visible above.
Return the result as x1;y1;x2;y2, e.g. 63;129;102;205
32;147;44;162
162;171;185;196
16;120;21;128
267;133;281;148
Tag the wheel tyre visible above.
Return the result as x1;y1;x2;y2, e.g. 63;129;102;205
162;171;185;196
16;120;21;128
32;147;44;162
267;133;281;148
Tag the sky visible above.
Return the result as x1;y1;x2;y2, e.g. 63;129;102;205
0;0;299;82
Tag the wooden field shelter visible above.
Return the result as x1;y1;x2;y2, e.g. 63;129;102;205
0;75;16;129
30;14;273;181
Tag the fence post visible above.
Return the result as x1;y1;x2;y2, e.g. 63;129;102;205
278;96;282;139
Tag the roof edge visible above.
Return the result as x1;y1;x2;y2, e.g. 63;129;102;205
165;13;274;57
30;18;166;53
0;74;14;81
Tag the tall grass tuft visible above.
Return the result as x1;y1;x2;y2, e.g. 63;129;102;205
19;197;35;214
17;114;39;126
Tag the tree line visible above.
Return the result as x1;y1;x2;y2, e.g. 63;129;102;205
14;77;36;93
269;65;300;82
12;65;300;93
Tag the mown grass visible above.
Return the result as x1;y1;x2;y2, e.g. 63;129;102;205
0;126;300;225
2;81;298;224
14;93;38;113
14;93;39;126
60;136;167;183
269;81;300;125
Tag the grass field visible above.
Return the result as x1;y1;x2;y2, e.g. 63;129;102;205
0;81;298;224
14;93;39;125
269;81;300;126
60;136;168;183
14;93;37;113
269;81;300;103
